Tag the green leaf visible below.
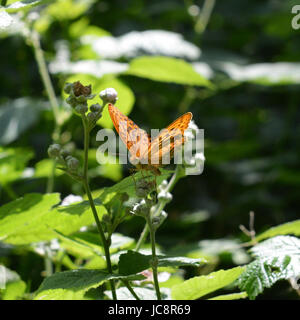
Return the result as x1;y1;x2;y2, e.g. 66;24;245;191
208;292;248;300
256;220;300;242
238;236;300;300
105;286;171;300
0;193;60;243
1;280;26;300
86;149;122;182
63;74;135;129
4;0;43;12
0;193;100;245
118;250;204;275
0;147;34;185
171;266;245;300
34;159;63;178
99;169;172;201
34;269;145;300
0;266;26;300
126;56;212;87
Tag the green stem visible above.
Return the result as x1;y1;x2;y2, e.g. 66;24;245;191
30;30;61;127
147;217;161;300
30;30;62;193
194;0;216;34
44;245;53;277
135;165;182;251
121;280;140;300
3;184;18;200
135;224;149;252
81;116;117;300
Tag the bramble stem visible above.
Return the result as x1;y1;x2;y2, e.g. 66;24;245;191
147;217;161;300
81;116;117;300
135;165;182;252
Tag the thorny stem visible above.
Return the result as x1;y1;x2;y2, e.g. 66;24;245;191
147;217;161;300
81;116;117;300
135;165;182;252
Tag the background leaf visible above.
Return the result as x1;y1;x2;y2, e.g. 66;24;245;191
126;56;212;87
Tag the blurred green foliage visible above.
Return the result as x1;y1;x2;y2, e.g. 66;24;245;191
0;0;300;299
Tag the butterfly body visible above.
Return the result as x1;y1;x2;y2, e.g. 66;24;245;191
108;104;192;176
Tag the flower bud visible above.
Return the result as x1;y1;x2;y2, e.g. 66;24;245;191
66;156;79;171
90;103;103;113
100;88;118;104
136;179;155;198
48;144;61;158
157;190;173;203
64;82;73;94
59;148;71;159
75;103;88;114
131;199;149;217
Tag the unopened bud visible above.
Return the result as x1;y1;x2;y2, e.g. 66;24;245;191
48;144;61;158
75;103;88;114
100;88;118;104
66;156;79;171
90;103;103;113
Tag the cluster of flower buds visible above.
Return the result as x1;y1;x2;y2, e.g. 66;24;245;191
48;143;80;174
131;197;156;218
64;81;96;114
135;178;156;198
151;209;168;230
157;180;173;203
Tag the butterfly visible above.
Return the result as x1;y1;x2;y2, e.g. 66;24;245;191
108;104;193;176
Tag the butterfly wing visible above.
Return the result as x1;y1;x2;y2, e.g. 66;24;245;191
108;104;150;162
143;112;193;166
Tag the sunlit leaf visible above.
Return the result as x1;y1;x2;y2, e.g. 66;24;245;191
171;267;245;300
34;269;145;300
256;220;300;242
127;56;212;87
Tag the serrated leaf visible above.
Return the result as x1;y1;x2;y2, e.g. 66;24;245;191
62;74;134;129
171;266;245;300
118;250;204;276
0;193;100;244
238;236;300;299
34;269;145;300
256;220;300;242
126;56;212;87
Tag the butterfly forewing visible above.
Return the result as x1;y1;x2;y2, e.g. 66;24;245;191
143;112;193;166
108;104;150;163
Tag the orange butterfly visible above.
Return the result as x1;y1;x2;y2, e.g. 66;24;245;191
108;104;193;176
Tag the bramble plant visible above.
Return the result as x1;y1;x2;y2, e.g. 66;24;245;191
0;0;300;302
